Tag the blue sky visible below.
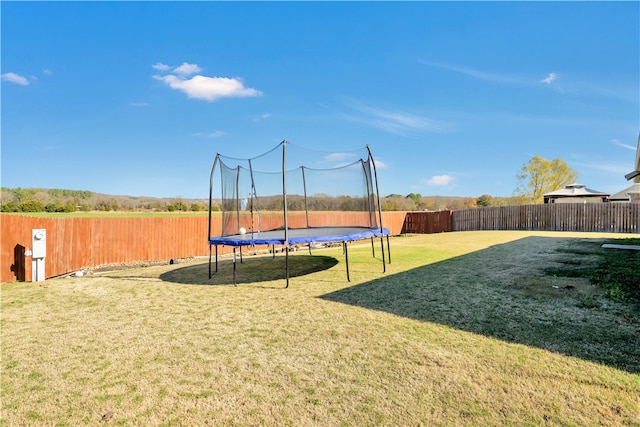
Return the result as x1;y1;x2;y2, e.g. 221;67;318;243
2;1;638;199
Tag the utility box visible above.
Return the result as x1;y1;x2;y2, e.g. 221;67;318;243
32;228;46;282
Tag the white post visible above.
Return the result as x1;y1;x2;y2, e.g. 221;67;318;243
31;229;46;282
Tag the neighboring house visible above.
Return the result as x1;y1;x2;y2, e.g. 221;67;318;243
543;183;610;204
609;183;640;204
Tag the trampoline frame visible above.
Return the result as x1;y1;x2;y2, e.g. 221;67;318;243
207;141;390;287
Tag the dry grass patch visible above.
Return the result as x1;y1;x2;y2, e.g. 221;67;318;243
2;231;639;426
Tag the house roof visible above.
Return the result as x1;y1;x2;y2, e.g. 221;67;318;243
625;170;640;181
625;132;640;182
609;183;640;200
543;183;610;198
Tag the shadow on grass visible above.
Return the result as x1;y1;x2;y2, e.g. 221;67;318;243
320;236;640;374
160;254;339;286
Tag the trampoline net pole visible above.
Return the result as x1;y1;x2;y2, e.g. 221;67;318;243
281;141;291;289
361;159;375;228
235;166;241;235
301;166;310;229
208;155;220;264
366;144;388;273
366;145;385;235
248;158;259;235
282;141;289;248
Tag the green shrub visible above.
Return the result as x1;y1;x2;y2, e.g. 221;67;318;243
1;200;18;212
19;199;44;212
44;203;63;213
63;201;77;213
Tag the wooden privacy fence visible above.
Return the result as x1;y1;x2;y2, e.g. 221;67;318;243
0;212;407;283
1;215;208;283
452;203;639;233
402;210;453;234
3;205;635;283
400;204;638;235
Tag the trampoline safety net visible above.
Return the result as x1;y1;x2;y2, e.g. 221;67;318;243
209;141;385;238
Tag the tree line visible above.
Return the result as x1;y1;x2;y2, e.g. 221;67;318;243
0;156;581;213
0;188;209;213
1;186;518;213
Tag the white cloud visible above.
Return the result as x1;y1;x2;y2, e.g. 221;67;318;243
374;159;388;169
173;62;201;76
422;174;455;187
573;160;630;175
1;72;30;86
152;62;171;71
541;72;557;84
43;69;52;76
325;152;353;162
611;139;637;151
207;130;225;138
252;113;272;122
153;61;262;102
418;60;525;85
420;60;564;89
193;130;226;138
131;102;149;107
343;99;450;136
583;80;638;104
154;74;261;101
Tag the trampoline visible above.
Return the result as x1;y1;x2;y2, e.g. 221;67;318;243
207;140;390;287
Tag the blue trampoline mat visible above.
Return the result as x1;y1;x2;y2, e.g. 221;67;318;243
209;226;390;247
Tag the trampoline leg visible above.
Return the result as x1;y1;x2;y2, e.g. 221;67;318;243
308;244;312;255
380;237;386;273
233;247;237;287
215;245;219;273
386;235;391;264
208;245;212;279
371;237;375;257
344;241;350;282
272;245;275;259
240;246;243;264
285;246;290;288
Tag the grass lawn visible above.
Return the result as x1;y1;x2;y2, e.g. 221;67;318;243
2;231;639;426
